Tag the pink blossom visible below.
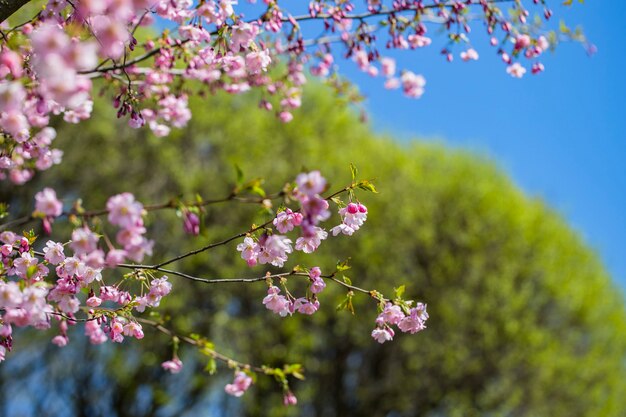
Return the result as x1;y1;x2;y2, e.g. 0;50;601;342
398;303;429;334
0;323;11;337
150;276;172;297
86;295;102;307
296;171;326;196
514;34;531;51
12;252;39;279
0;49;23;78
283;390;298;406
245;50;272;74
0;231;16;245
273;209;302;233
43;240;65;264
91;16;130;59
295;227;327;253
0;244;12;258
378;303;405;325
0;111;29;141
162;357;183;373
310;277;326;294
278;111;293;123
107;193;144;228
381;57;396;77
82;267;102;284
230;22;259;51
371;327;394;344
237;237;260;267
51;335;68;347
300;195;331;225
257;235;292;267
532;62;545;74
460;48;479;61
63;256;86;277
294;298;319;315
85;320;107;345
506;63;526;78
407;34;432;48
330;223;355;236
69;227;99;255
309;266;322;280
0;82;26;113
400;71;426;99
0;281;22;308
183;211;200;235
225;371;253;397
123;321;144;339
262;286;291;317
106;249;127;267
35;188;63;217
537;36;550;52
339;203;368;231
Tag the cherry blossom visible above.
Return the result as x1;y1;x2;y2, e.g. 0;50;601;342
225;371;253;397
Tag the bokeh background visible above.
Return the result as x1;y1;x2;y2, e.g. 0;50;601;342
1;1;626;416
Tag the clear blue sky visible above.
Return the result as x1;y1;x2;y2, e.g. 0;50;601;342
335;2;626;287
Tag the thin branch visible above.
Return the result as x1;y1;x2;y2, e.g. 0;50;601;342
0;191;279;231
149;184;353;270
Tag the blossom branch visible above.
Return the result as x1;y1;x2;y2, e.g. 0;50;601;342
150;183;353;270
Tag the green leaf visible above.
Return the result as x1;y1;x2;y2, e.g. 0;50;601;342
349;163;358;182
357;180;378;193
394;285;406;299
336;291;355;315
251;185;266;198
331;196;344;207
204;358;217;375
342;275;352;286
234;164;244;185
0;203;9;220
336;259;351;272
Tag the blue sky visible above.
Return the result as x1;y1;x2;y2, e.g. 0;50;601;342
333;2;626;287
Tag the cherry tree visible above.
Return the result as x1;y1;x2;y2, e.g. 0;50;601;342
0;0;587;405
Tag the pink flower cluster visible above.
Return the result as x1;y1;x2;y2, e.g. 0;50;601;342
498;34;551;78
134;276;173;312
0;189;170;362
238;171;369;269
1;234;52;334
262;267;325;317
106;193;154;263
371;302;429;344
237;171;335;266
331;202;368;236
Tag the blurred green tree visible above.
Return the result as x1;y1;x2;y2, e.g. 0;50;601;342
1;86;624;417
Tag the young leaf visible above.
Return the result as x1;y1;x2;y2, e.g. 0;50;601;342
349;163;358;182
394;285;406;299
357;180;378;193
204;358;217;375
